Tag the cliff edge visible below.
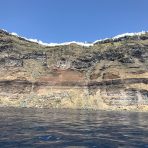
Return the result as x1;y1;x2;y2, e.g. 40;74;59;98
0;29;148;111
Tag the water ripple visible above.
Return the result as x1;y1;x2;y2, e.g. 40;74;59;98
0;108;147;147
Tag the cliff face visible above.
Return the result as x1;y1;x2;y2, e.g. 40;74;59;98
0;29;148;111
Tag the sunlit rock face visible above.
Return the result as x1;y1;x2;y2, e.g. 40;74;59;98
0;29;148;111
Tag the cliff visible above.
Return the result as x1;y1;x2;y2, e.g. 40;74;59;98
0;29;148;111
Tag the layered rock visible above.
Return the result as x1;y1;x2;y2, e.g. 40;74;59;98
0;29;148;111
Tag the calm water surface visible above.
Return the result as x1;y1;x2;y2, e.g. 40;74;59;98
0;107;148;148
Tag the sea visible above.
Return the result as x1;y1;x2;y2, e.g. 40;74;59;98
0;107;148;148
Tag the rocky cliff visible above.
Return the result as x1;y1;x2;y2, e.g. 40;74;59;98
0;29;148;111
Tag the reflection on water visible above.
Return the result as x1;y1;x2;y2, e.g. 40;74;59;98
0;107;148;148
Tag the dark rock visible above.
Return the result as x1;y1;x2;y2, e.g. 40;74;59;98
119;57;134;63
4;57;23;67
0;45;13;52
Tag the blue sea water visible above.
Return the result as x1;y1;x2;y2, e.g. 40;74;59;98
0;107;148;148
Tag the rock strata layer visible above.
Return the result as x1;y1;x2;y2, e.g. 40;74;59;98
0;30;148;111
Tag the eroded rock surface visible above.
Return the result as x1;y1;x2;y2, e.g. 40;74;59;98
0;29;148;111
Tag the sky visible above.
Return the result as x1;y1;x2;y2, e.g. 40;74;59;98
0;0;148;43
